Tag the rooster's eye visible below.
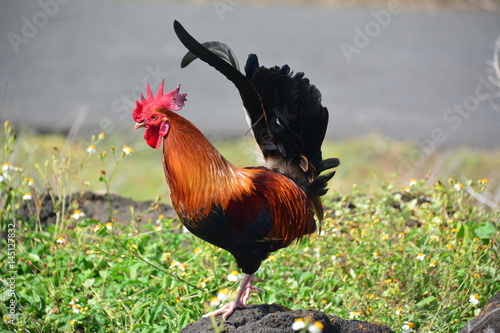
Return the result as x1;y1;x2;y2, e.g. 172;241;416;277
151;115;158;120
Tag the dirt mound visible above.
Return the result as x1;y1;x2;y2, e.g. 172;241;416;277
17;191;176;226
180;304;394;333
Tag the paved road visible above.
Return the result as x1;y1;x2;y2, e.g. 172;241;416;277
1;1;499;148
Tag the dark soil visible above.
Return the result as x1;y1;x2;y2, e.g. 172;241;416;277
17;191;176;227
180;304;395;333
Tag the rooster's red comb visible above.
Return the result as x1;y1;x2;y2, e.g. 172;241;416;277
133;81;187;121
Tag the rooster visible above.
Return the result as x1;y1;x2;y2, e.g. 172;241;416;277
132;21;339;319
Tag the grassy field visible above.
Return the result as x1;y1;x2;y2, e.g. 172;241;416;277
1;121;499;332
8;125;500;203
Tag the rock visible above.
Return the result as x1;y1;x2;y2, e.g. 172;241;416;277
180;304;394;333
459;292;500;333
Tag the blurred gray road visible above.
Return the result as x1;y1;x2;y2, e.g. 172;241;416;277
0;1;499;148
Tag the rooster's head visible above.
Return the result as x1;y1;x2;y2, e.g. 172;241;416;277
133;81;187;149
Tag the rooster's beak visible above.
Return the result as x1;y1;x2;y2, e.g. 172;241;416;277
134;122;146;130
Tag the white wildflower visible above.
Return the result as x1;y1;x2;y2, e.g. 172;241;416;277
292;318;306;331
227;271;240;282
469;294;480;306
402;321;414;333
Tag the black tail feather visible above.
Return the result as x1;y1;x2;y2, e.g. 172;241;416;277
174;20;339;200
180;41;240;71
173;20;270;146
316;158;340;174
244;54;259;80
243;56;338;196
310;171;336;197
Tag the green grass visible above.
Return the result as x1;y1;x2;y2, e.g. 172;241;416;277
9;128;500;203
1;121;499;332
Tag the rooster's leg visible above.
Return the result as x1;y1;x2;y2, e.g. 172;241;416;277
203;274;263;319
240;275;264;304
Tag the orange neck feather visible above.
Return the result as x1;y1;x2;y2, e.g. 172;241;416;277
162;111;254;216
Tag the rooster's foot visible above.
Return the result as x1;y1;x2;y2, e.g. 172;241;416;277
203;274;264;319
